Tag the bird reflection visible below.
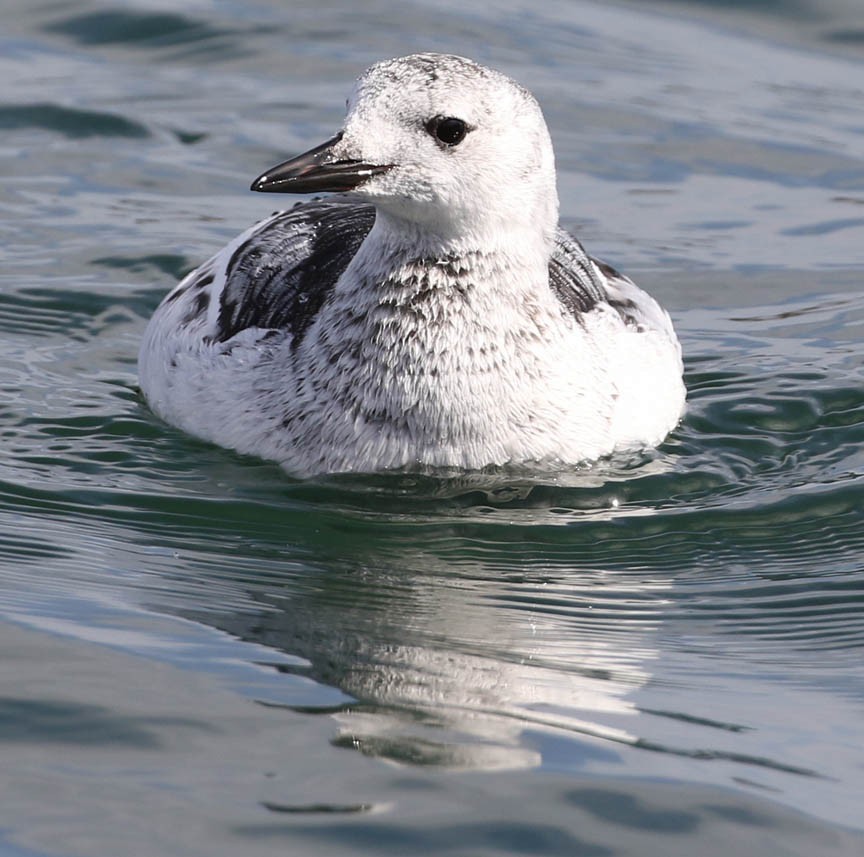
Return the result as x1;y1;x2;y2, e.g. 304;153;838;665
197;504;670;773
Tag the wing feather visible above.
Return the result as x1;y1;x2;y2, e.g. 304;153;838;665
214;200;375;345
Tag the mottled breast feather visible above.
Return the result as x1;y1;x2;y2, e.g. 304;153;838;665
215;201;375;345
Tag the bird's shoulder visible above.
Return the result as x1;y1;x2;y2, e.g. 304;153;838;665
550;228;674;337
165;208;671;346
213;198;375;344
160;199;375;346
549;228;609;316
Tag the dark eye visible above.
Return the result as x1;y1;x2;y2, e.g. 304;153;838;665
426;116;468;147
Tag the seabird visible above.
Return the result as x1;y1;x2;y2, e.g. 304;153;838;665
139;53;685;477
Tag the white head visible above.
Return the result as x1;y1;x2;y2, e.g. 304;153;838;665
253;54;559;255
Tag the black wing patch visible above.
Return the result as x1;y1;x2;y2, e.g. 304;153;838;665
215;200;375;345
548;229;608;317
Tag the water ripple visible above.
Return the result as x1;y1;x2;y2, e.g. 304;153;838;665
44;10;231;49
0;103;150;139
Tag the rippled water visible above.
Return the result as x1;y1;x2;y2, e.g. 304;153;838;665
2;1;864;855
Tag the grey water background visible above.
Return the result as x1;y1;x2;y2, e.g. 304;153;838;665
2;0;864;854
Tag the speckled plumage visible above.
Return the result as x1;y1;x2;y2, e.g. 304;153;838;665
139;53;685;477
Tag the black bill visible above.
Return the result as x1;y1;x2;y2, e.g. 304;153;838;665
250;132;393;194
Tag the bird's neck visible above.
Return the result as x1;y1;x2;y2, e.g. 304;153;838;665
338;208;554;302
303;207;567;381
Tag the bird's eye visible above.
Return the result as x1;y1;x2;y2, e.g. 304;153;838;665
426;116;468;147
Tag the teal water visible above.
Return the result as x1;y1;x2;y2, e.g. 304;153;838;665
2;1;864;855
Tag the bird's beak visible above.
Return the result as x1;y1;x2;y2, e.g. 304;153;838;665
250;132;393;194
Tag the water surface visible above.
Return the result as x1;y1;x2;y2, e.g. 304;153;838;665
2;1;864;855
